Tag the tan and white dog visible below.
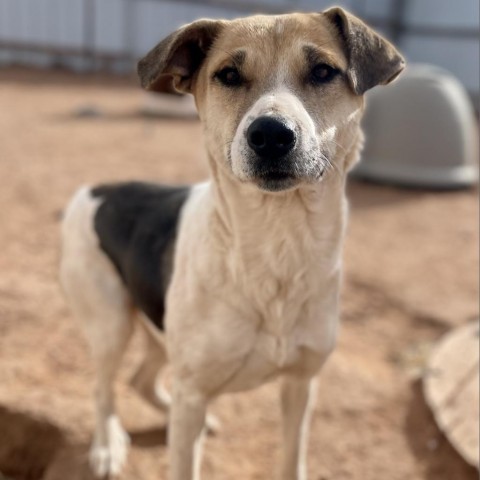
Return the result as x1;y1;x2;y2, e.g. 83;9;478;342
60;7;404;480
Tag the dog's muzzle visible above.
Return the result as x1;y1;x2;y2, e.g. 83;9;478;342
246;116;299;192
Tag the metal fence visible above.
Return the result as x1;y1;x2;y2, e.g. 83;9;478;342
0;0;478;95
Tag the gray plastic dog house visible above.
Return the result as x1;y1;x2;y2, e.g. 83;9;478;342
354;64;479;188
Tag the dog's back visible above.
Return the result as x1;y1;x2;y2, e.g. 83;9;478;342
61;182;190;330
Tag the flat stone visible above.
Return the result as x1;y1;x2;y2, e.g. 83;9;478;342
423;320;479;469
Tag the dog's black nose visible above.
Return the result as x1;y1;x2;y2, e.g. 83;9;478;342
247;117;296;158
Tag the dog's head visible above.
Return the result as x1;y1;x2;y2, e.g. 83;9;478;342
138;8;404;192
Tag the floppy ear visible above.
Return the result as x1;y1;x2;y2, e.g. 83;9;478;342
324;7;405;95
137;19;224;94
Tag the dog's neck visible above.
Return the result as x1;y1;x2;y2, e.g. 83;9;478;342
205;154;349;277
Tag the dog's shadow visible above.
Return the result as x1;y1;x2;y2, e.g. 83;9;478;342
129;425;168;448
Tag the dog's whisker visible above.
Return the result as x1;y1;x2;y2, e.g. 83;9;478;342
330;139;347;153
319;152;341;178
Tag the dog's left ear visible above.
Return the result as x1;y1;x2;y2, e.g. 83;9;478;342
323;7;405;95
137;19;224;94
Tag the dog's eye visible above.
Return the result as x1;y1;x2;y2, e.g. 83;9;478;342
214;67;243;87
310;64;339;85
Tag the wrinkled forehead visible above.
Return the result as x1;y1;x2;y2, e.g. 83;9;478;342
208;13;348;73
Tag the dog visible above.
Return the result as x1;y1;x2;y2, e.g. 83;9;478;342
60;7;404;480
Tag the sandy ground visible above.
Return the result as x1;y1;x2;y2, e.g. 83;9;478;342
0;68;478;480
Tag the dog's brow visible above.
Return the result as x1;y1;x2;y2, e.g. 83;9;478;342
231;50;246;67
302;44;341;69
210;47;246;69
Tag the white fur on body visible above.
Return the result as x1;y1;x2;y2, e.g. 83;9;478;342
168;176;345;394
167;176;348;480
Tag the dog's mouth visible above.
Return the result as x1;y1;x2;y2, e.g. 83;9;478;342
254;169;298;192
260;170;294;181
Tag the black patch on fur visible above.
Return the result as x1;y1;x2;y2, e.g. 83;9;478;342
92;182;190;330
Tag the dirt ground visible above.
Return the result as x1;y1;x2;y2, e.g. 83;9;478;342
0;68;478;480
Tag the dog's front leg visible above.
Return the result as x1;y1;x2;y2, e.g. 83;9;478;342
280;375;317;480
169;383;207;480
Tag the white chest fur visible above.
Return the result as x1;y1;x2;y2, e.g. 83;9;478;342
166;176;346;394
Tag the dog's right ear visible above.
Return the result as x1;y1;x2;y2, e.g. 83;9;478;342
137;19;224;94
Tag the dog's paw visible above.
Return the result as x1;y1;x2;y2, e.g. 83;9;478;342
89;416;130;478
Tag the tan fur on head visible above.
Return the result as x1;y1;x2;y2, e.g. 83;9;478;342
137;7;404;97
